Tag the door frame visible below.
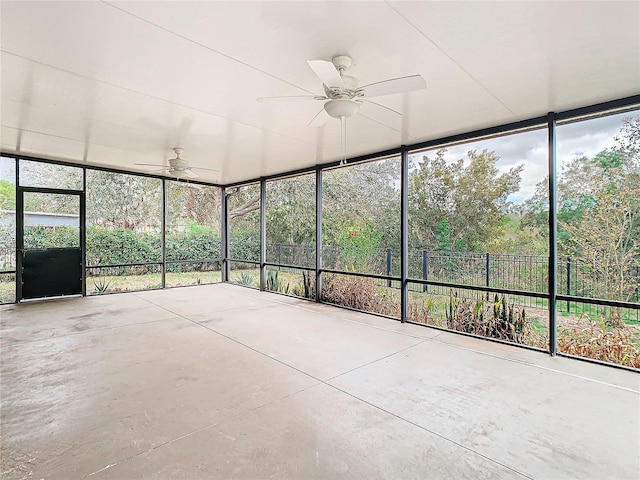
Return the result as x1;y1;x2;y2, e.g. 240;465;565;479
16;186;86;301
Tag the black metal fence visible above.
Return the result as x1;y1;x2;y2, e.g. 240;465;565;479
268;243;640;319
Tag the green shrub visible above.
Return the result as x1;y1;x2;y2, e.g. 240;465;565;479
292;271;314;299
18;225;222;273
24;225;78;249
266;270;290;294
558;323;640;368
321;274;399;317
408;297;437;325
445;292;530;344
166;232;221;261
87;227;161;265
235;271;255;287
229;230;260;262
339;225;383;273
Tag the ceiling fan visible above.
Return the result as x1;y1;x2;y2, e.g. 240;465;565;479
135;148;220;179
258;55;426;163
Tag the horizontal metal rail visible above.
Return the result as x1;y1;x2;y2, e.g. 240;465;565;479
86;261;162;269
5;152;221;187
406;278;549;299
18;186;84;195
264;261;314;271
166;258;221;265
227;258;260;265
320;268;400;283
556;295;640;310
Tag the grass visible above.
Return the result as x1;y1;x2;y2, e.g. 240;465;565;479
87;270;221;294
0;279;15;304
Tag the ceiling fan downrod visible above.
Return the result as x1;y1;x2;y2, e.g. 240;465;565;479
340;116;347;166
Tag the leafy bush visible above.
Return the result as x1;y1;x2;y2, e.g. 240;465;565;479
558;324;640;368
321;274;399;317
92;277;112;293
292;271;314;299
445;292;531;344
165;229;221;273
229;230;260;262
235;271;255;287
24;225;78;249
87;227;160;265
408;297;437;325
338;225;383;273
17;225;222;272
266;270;289;294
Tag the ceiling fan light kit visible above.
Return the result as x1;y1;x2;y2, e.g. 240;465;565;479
258;54;426;165
135;147;220;180
324;98;359;119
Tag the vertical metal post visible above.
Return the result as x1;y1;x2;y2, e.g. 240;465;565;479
260;178;266;291
548;112;558;356
485;252;490;300
315;168;322;302
220;187;229;282
15;160;22;303
161;178;166;289
400;148;409;322
422;250;428;293
80;172;87;297
386;248;392;288
566;256;571;313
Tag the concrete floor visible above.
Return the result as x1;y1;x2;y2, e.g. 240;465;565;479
1;284;638;480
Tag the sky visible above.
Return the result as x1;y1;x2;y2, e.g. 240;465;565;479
1;110;636;205
414;111;633;204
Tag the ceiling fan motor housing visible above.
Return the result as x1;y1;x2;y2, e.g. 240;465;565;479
324;99;360;119
169;158;188;171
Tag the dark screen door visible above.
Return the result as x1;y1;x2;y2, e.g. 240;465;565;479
18;190;83;300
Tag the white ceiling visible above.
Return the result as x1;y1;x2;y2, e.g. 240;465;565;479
1;1;639;185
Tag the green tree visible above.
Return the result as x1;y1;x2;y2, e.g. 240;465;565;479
523;114;640;244
266;174;316;245
166;181;220;233
561;181;639;303
86;171;162;231
322;158;400;248
409;149;523;251
522;114;640;305
0;180;15;210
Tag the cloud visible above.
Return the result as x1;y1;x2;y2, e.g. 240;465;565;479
408;111;634;204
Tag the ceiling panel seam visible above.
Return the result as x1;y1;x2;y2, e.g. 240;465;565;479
100;1;402;137
384;1;519;118
2;124;130;152
101;0;313;96
0;50;314;148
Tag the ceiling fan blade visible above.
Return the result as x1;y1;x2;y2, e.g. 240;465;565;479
361;99;403;117
257;95;326;102
358;100;403;132
134;163;166;167
178;169;199;179
359;75;426;98
307;60;344;89
191;166;221;172
308;107;330;128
